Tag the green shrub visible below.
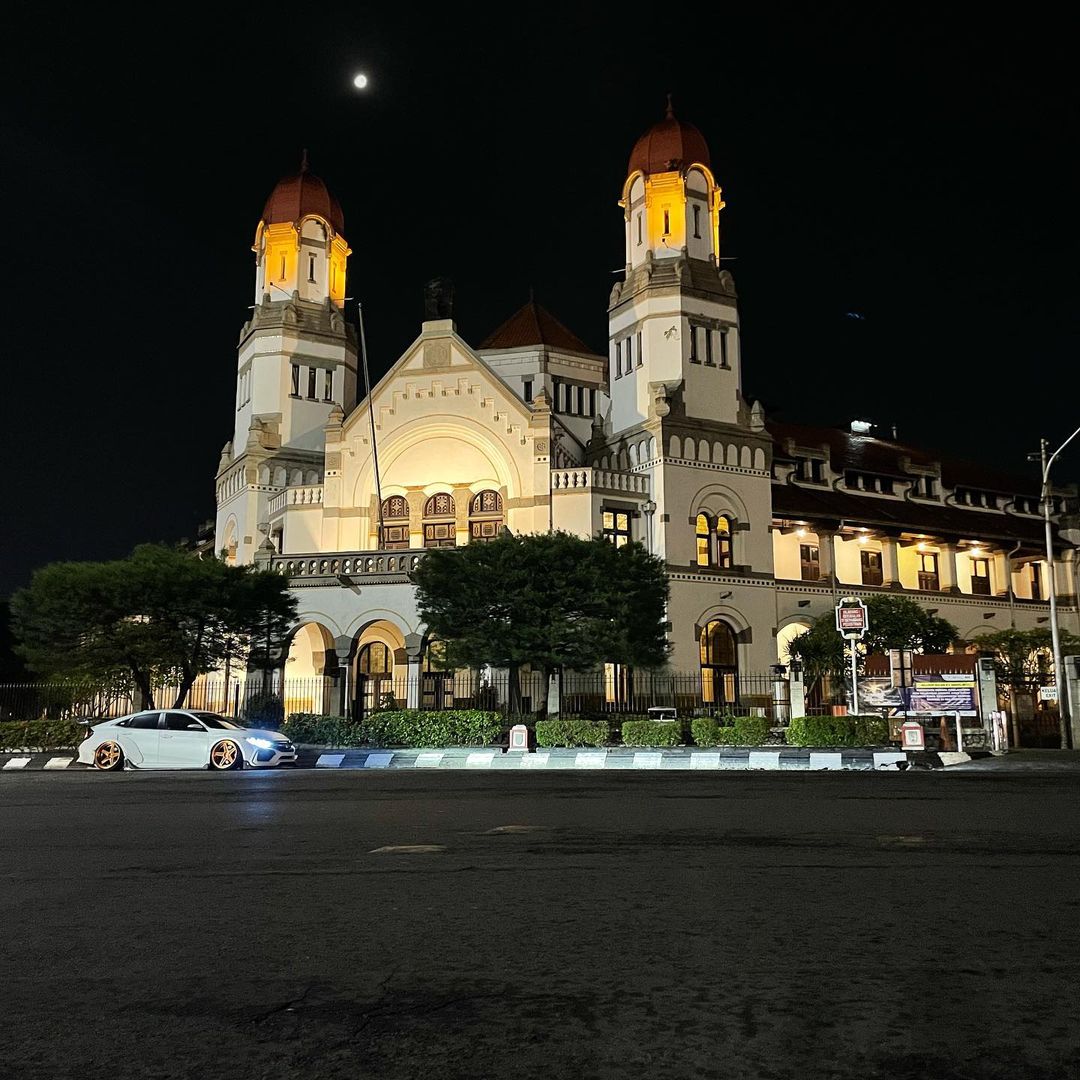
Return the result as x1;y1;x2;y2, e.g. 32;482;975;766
358;709;503;748
283;713;364;746
0;719;85;751
620;719;684;747
690;715;770;746
535;718;610;747
785;715;889;747
285;710;503;747
242;691;285;729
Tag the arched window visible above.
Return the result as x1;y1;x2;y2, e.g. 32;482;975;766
423;492;456;548
716;516;733;568
696;513;711;567
358;642;392;675
700;620;738;707
469;490;503;542
380;495;410;549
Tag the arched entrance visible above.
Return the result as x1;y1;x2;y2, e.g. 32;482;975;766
350;620;407;719
700;620;739;710
282;622;338;717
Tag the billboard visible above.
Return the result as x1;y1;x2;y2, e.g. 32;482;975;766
902;672;977;717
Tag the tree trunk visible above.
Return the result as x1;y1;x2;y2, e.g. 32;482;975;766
172;667;196;708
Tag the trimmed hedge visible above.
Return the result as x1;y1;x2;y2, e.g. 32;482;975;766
285;709;503;748
0;719;86;751
283;713;365;747
620;719;684;747
242;691;285;729
785;715;890;747
691;715;770;746
535;718;610;748
359;709;503;748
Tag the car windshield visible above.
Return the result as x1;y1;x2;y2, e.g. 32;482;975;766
194;713;245;729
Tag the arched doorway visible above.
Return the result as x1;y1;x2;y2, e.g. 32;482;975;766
282;622;337;716
700;620;739;710
357;641;395;714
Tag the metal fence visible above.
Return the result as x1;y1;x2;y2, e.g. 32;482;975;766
0;671;792;722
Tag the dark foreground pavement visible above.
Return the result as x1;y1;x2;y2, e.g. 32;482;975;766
1;769;1078;1080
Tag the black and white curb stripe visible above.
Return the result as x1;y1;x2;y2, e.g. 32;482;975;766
303;748;913;771
1;753;84;771
1;748;989;773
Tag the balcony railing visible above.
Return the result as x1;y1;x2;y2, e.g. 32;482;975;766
552;468;650;495
268;485;324;517
270;550;422;580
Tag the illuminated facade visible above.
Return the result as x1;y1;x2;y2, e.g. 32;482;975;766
213;117;1079;713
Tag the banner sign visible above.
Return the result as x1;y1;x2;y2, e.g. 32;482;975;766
857;677;905;709
902;673;977;716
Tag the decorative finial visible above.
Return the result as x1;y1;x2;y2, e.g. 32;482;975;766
300;148;309;173
665;92;674;119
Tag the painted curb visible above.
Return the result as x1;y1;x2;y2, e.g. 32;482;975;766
0;748;1000;773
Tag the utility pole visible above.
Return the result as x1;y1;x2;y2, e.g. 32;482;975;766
1036;429;1080;747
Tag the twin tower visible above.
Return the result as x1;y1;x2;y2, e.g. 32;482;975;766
216;104;747;560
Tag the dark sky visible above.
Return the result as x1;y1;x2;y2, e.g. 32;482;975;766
2;6;1077;596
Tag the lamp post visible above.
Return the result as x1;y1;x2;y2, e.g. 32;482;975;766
1033;425;1080;748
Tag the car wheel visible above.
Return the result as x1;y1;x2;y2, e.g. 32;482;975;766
94;742;124;771
209;739;243;771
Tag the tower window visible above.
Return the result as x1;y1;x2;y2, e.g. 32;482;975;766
614;342;622;379
693;204;701;238
602;510;631;548
307;366;317;400
575;385;584;414
716;516;733;568
636;214;642;245
278;254;286;280
704;328;714;366
636;331;643;368
523;379;533;403
588;388;596;417
689;324;699;364
663;209;670;235
696;514;711;567
290;364;300;397
719;329;729;368
308;254;316;282
322;369;333;401
625;335;633;372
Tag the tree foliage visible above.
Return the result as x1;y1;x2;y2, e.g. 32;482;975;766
785;595;962;698
10;544;297;707
410;532;670;706
969;627;1080;691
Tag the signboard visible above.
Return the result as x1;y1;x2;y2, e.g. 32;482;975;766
857;677;905;709
835;599;869;637
902;672;977;717
1039;685;1058;702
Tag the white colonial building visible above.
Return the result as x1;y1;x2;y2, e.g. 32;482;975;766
214;110;1079;719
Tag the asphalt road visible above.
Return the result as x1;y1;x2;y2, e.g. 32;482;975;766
2;768;1078;1080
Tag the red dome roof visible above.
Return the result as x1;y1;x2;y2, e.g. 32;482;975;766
628;98;711;177
261;154;344;234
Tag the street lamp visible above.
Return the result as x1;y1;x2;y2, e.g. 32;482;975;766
1031;425;1080;748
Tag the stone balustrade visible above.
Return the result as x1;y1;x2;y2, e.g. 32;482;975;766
270;550;422;580
551;468;650;495
268;484;324;517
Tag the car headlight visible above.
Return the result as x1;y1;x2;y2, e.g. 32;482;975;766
246;737;274;750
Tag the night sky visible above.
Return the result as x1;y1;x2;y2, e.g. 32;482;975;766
2;7;1077;597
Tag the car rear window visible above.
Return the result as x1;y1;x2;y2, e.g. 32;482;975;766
128;712;161;730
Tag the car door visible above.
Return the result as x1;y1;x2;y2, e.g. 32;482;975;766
159;712;211;768
121;712;163;766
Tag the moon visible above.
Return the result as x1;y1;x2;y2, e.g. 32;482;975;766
353;73;369;90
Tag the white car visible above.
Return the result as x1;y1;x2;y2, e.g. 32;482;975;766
77;710;297;771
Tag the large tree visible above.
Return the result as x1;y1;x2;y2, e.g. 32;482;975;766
411;531;670;710
10;544;297;707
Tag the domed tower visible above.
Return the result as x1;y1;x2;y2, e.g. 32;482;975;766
215;154;358;566
608;99;742;432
